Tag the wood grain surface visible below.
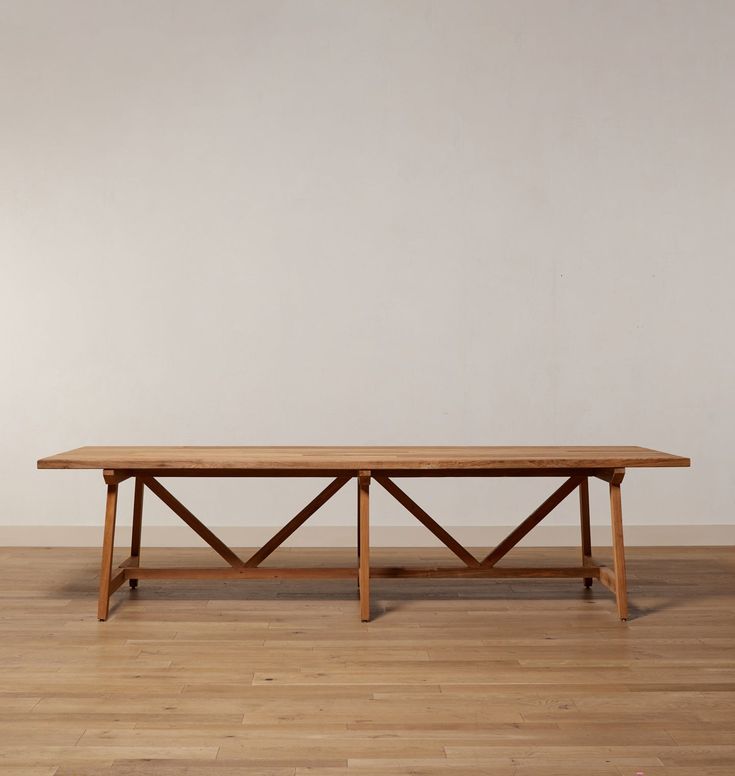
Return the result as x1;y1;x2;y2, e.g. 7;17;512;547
37;445;690;471
0;545;732;775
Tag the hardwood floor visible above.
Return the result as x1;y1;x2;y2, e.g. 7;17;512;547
0;546;733;775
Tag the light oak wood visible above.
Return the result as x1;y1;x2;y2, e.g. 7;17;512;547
358;471;370;622
124;565;600;581
42;465;679;478
370;566;599;579
1;546;733;774
128;477;143;590
244;476;350;568
598;563;618;594
481;476;583;566
594;467;627;485
107;568;126;596
609;481;629;620
127;566;360;580
96;483;118;621
38;445;690;471
356;477;361;571
579;477;592;588
374;476;480;568
102;469;131;485
38;445;690;624
142;477;245;568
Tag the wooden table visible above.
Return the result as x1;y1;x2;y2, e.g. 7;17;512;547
37;446;689;622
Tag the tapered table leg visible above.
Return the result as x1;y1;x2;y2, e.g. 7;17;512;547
579;477;592;588
358;471;371;622
98;482;119;620
129;477;144;589
609;480;628;620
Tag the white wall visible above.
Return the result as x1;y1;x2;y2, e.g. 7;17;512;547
2;1;733;545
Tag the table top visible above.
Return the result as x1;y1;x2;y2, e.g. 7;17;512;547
37;445;690;471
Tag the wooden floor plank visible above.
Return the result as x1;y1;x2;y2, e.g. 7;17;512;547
0;546;733;773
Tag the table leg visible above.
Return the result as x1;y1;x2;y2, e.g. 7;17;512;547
579;477;592;588
129;477;144;589
609;480;628;620
356;476;361;589
358;471;371;622
98;482;119;620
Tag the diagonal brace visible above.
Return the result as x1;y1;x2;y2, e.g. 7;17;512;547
481;476;584;567
374;475;480;568
142;477;245;568
245;476;351;568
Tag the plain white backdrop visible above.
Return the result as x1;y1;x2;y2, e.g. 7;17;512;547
2;1;733;543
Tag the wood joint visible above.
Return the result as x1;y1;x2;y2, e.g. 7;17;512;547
598;564;617;593
594;468;625;485
109;569;126;594
103;470;131;485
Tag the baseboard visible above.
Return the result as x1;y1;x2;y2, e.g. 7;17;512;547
0;524;733;547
